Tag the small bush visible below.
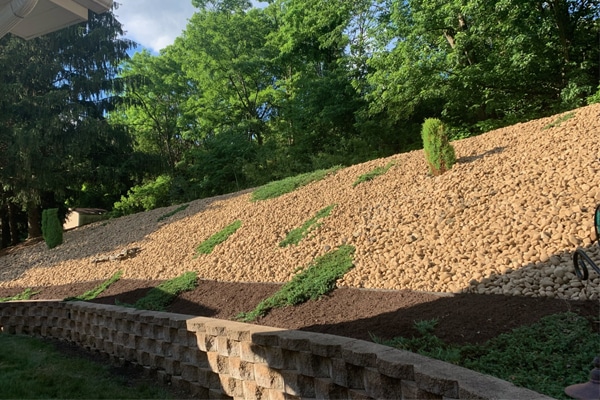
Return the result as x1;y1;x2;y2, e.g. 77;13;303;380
41;208;63;249
588;85;600;104
112;175;173;217
421;118;456;176
195;220;242;255
280;205;336;247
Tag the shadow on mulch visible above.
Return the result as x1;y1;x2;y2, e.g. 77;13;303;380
2;279;598;346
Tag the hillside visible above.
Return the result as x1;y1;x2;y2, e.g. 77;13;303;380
1;105;599;301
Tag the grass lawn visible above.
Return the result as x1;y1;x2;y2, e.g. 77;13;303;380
0;334;175;399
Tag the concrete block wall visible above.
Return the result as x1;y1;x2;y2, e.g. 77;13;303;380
0;301;551;399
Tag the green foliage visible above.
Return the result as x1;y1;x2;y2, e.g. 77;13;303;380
111;175;173;217
0;288;40;302
157;204;189;222
421;119;456;176
280;205;336;247
41;209;63;249
0;334;171;399
0;9;135;241
64;271;123;301
129;272;198;311
237;245;355;321
373;312;599;399
251;166;342;201
195;220;242;255
353;162;395;187
588;86;600;104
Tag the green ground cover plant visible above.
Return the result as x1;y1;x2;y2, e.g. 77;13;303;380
251;166;341;201
64;271;123;301
157;204;189;222
237;245;355;321
0;334;172;399
353;162;395;187
279;204;336;247
543;112;575;129
125;271;198;311
195;220;242;255
372;312;599;399
0;288;39;302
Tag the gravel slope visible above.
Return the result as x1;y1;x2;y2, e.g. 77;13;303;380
1;105;599;301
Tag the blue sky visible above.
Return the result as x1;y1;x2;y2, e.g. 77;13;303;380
115;1;267;54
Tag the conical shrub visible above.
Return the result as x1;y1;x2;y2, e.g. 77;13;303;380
421;118;456;176
42;208;63;249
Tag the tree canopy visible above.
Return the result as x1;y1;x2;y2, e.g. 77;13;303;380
1;0;599;244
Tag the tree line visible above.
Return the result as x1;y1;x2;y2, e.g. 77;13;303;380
1;0;599;246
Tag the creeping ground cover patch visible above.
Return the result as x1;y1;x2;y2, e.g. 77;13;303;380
157;204;189;222
119;271;198;311
279;204;336;247
237;245;355;321
0;288;39;302
195;220;242;256
372;312;599;399
251;166;341;201
353;162;395;187
65;270;123;301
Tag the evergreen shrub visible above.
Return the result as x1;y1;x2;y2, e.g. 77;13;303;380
42;208;63;249
421;118;456;176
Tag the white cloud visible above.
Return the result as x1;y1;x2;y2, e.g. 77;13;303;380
114;1;268;53
114;0;195;53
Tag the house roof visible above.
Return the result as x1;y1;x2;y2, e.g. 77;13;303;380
0;0;113;40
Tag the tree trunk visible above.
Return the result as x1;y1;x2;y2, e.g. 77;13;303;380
27;201;42;239
0;204;9;249
8;202;20;246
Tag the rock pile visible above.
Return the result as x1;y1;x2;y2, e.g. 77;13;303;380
1;105;599;301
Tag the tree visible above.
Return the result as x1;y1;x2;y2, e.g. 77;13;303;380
367;0;600;133
110;49;197;175
0;7;135;239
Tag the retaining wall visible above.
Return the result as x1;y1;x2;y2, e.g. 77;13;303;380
0;301;550;399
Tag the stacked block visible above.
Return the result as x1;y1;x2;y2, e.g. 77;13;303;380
0;301;550;399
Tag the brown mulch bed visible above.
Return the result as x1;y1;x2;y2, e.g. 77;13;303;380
3;279;598;346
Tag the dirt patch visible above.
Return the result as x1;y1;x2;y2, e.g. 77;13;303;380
7;279;598;347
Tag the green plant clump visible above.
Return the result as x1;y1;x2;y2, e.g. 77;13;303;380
251;166;341;201
130;271;198;311
237;245;355;321
280;204;336;247
542;112;575;130
157;204;189;222
421;118;456;176
0;288;40;302
372;312;599;399
195;220;242;255
0;334;172;399
64;271;123;301
353;162;395;187
41;208;63;249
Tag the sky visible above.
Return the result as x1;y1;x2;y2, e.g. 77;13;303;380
114;1;267;54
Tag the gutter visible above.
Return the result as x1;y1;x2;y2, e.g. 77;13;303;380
0;0;38;38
